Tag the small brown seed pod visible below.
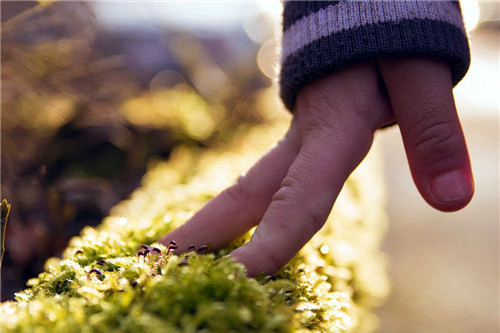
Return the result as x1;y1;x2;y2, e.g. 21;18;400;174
197;245;208;253
96;259;108;266
87;269;103;281
167;241;178;255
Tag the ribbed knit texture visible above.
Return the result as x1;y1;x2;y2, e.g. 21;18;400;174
280;0;470;112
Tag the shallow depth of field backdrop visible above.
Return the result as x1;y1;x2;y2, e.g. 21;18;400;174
1;1;498;332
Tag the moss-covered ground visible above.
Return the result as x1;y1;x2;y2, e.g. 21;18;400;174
1;115;389;332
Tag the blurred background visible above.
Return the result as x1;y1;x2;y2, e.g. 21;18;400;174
1;1;498;332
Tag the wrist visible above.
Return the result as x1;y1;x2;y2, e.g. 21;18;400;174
280;1;470;112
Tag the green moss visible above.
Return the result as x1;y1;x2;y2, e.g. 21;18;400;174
1;120;389;332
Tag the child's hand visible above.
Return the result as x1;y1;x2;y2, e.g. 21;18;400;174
160;57;474;276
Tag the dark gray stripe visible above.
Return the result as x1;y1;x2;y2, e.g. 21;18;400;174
283;1;341;31
280;18;470;111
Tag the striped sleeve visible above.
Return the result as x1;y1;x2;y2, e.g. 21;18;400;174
279;0;471;112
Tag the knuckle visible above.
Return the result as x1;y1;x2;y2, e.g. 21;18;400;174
410;119;462;163
272;174;302;204
265;180;302;234
271;175;327;235
224;174;254;204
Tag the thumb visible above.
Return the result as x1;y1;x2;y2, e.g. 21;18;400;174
379;57;474;211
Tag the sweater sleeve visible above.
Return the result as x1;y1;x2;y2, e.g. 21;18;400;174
279;0;471;112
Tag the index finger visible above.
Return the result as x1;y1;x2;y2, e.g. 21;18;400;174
231;122;374;276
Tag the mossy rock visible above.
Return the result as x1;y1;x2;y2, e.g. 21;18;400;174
1;120;389;333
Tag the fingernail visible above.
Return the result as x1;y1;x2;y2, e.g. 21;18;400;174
431;170;472;202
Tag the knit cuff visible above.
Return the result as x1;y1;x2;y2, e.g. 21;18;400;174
280;1;471;112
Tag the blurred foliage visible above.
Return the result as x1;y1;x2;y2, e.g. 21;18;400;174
1;1;271;300
1;112;388;332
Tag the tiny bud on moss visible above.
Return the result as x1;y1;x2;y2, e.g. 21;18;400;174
1;199;11;221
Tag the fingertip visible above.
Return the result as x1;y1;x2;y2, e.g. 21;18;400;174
159;228;191;253
427;168;474;212
230;244;280;277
